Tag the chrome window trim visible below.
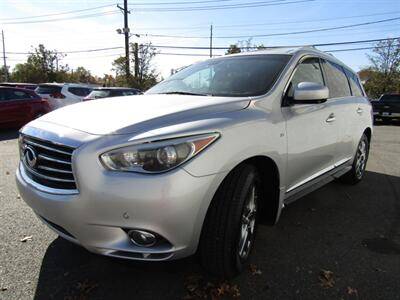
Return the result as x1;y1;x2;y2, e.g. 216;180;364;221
286;157;352;193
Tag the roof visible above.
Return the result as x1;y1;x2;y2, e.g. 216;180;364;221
92;87;141;90
225;46;355;73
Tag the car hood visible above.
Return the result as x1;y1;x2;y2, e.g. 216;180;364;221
37;94;251;135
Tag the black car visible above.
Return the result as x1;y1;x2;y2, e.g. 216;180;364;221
372;94;400;121
83;87;142;101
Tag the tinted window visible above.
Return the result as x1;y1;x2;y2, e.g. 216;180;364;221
122;90;139;96
68;87;91;97
88;90;111;98
323;60;351;98
287;57;324;98
344;69;364;97
380;94;400;102
7;89;33;100
147;54;291;97
36;85;62;95
0;89;8;101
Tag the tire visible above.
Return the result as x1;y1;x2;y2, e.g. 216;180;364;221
339;133;370;185
199;164;260;278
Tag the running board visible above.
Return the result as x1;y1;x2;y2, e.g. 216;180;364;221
284;165;351;205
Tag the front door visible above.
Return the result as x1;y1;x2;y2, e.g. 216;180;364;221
282;57;339;192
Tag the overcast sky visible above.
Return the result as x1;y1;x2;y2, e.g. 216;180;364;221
1;0;400;80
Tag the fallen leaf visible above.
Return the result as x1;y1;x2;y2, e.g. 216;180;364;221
20;236;33;242
347;286;358;296
5;171;10;175
319;270;335;288
250;264;262;275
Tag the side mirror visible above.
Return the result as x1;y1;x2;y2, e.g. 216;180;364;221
293;82;329;104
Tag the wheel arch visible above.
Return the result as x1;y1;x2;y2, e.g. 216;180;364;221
241;156;281;225
364;127;372;143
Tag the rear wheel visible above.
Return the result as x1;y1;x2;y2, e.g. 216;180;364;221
340;133;369;184
199;164;260;278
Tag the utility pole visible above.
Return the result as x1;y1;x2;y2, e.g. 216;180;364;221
209;25;213;58
123;0;130;82
133;42;139;78
118;1;131;82
2;30;8;82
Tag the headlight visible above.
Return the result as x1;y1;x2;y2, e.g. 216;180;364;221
100;133;220;173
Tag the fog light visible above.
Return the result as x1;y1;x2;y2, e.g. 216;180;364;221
127;229;157;247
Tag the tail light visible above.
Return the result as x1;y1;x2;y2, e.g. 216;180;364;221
50;91;65;99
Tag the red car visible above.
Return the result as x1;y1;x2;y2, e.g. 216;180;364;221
0;87;51;129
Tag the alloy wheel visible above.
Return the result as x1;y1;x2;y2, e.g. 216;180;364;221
238;185;258;260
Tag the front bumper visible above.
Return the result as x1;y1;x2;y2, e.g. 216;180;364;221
16;162;225;261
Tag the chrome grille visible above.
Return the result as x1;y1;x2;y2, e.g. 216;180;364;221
20;135;77;190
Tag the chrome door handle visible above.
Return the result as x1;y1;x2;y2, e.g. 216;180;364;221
326;113;336;123
357;107;363;114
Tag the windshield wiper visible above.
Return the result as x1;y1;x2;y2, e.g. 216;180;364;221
159;91;210;96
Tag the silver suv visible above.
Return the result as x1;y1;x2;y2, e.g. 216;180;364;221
16;47;372;277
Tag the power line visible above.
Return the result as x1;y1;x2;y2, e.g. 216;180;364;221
0;3;116;21
1;10;120;25
129;0;236;5
130;0;314;12
5;36;399;55
134;16;400;38
134;11;400;30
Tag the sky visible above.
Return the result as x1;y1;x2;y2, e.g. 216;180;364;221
1;0;400;80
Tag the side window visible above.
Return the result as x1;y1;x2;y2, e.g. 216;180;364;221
287;57;324;98
0;89;8;101
322;60;351;98
344;69;364;97
68;87;91;97
8;90;32;100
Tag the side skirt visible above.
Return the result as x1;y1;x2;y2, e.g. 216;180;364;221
283;164;351;205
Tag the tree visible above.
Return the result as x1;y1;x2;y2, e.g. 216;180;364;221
0;65;9;82
226;44;241;55
10;44;68;83
112;42;159;90
361;39;400;98
225;39;266;55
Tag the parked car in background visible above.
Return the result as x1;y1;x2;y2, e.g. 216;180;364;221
0;82;37;90
0;87;50;129
372;93;400;122
83;87;142;101
17;48;372;278
35;83;92;110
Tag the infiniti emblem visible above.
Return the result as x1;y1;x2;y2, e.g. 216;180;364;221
24;146;37;168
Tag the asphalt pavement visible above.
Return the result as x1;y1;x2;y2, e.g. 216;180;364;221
0;124;399;299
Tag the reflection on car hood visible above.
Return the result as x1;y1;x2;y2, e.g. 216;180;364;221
36;94;251;135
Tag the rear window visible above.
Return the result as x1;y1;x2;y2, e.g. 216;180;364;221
36;85;62;95
68;87;92;97
380;95;400;102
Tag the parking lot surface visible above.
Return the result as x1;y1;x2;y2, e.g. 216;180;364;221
0;125;399;299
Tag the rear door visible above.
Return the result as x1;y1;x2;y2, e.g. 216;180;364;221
283;57;340;192
35;84;63;110
321;60;355;164
0;89;34;126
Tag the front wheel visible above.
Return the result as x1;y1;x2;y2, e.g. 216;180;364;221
339;133;370;184
199;164;260;278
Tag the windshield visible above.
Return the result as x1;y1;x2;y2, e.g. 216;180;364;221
88;90;111;98
147;54;291;97
380;94;400;102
